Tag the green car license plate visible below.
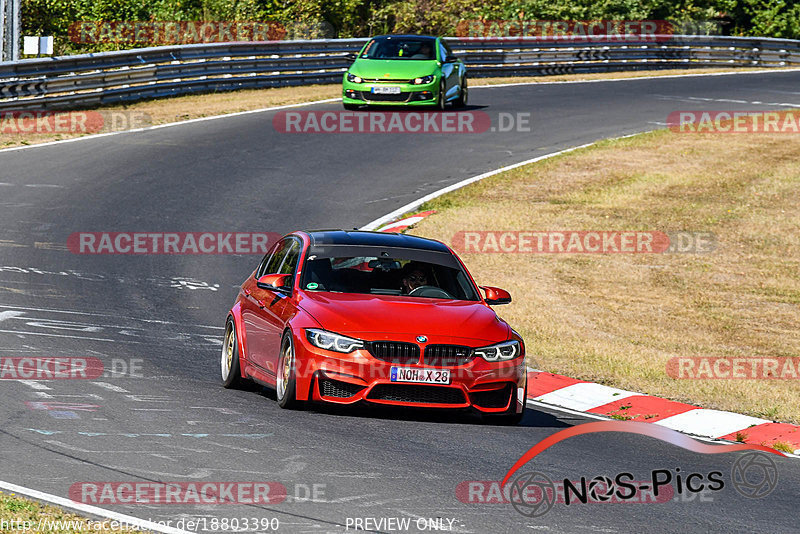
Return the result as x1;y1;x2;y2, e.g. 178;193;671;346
371;86;401;95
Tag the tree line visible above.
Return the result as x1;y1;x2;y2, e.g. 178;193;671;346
21;0;800;56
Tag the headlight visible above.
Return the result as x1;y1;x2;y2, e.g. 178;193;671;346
411;75;435;85
473;340;520;362
306;329;364;353
347;73;363;83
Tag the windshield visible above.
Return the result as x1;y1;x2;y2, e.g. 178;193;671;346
301;255;479;300
360;38;436;60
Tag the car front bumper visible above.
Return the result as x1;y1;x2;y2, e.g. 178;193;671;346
342;77;439;106
293;331;527;414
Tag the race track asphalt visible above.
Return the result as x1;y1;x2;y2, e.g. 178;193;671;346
1;70;799;533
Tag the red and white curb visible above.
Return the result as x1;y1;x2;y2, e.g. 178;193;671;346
377;210;437;233
526;369;800;454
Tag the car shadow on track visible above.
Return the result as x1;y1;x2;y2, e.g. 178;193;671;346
350;104;489;112
255;386;568;429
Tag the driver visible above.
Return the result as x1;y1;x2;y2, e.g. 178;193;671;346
411;43;432;59
401;263;429;294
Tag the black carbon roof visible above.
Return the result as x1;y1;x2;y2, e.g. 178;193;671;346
304;230;450;252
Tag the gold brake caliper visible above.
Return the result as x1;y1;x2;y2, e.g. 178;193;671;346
226;329;234;370
283;345;291;384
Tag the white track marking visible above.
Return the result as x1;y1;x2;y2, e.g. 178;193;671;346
526;398;608;421
204;441;259;454
0;310;24;322
44;439;211;455
470;67;800;89
654;94;800;108
0;328;117;342
1;69;797;158
0;98;342;155
91;382;129;393
17;380;52;390
0;480;192;534
0;304;223;329
361;142;595;230
362;132;642;230
33;393;103;400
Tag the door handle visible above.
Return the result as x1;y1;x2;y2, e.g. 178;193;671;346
244;288;251;296
257;299;267;308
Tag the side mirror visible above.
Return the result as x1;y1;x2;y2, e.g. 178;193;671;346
481;286;511;305
257;273;292;291
345;52;357;61
445;55;458;63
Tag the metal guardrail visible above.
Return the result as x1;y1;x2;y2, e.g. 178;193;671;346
0;35;798;110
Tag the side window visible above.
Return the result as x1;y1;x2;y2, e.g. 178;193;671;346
277;239;301;276
442;41;454;59
261;239;292;276
438;42;447;62
255;253;271;278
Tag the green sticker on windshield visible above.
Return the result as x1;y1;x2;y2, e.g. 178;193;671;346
307;282;319;289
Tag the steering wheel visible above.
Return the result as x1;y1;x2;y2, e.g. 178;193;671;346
408;285;454;299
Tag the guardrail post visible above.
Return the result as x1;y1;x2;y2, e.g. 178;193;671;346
0;0;6;61
1;0;20;61
10;0;19;60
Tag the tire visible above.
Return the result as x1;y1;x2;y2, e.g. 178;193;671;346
455;79;468;108
343;103;360;111
437;81;447;111
486;382;526;425
494;405;525;426
276;332;302;409
221;318;245;389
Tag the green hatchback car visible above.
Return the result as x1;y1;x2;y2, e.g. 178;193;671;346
342;35;468;110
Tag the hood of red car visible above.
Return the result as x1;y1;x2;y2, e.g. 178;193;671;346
298;292;509;344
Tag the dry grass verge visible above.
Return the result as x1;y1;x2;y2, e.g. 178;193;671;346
409;129;800;423
0;490;141;532
469;66;776;86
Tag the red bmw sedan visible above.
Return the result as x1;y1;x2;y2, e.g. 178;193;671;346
221;230;527;424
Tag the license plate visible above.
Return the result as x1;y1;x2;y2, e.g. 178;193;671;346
371;86;401;94
390;367;451;385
